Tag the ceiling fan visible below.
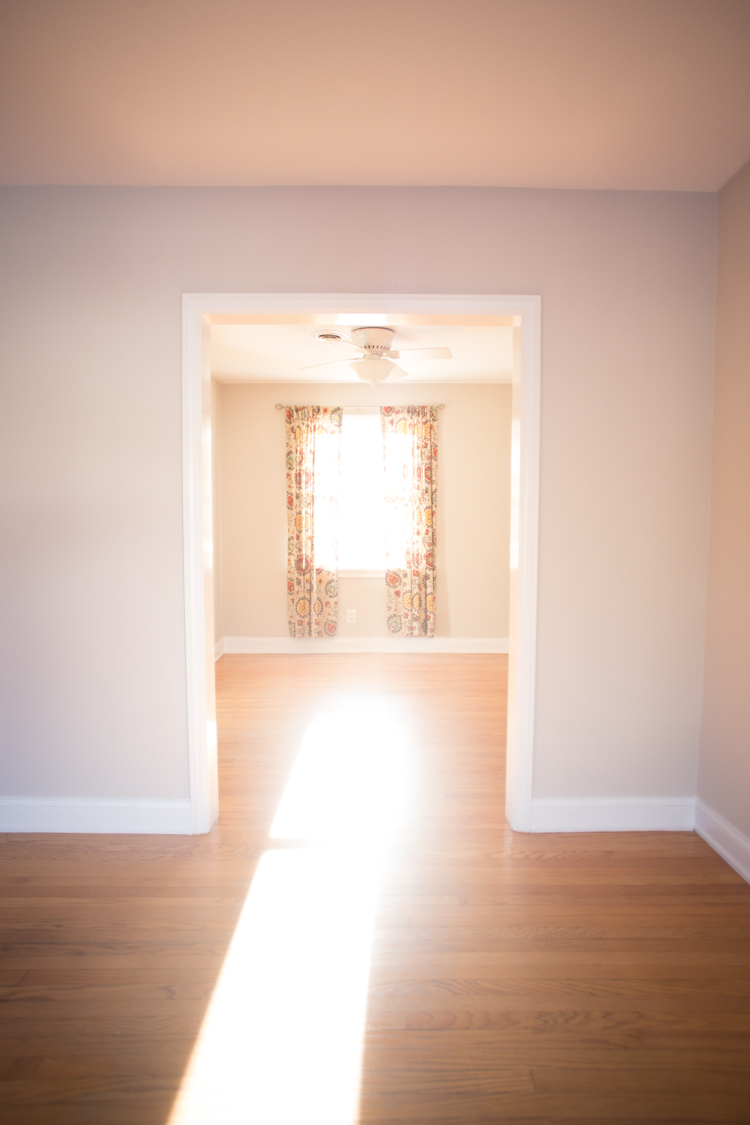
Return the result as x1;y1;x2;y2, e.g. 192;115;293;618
302;327;452;383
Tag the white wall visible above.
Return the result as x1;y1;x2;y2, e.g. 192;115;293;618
0;186;716;806
216;382;511;641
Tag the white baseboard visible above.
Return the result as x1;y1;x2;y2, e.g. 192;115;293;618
695;798;750;884
222;636;509;654
214;638;224;661
0;797;193;834
529;796;696;833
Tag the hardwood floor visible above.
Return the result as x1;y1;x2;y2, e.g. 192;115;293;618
1;654;750;1122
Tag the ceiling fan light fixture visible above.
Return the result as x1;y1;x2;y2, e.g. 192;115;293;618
349;357;395;384
302;325;450;377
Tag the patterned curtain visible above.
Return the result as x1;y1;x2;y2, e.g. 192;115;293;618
285;406;343;638
381;405;438;637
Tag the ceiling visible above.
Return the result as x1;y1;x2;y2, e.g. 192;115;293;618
1;1;749;191
211;324;514;383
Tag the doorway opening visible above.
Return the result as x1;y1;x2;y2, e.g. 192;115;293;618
181;294;540;835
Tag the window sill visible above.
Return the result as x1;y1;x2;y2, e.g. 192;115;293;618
338;569;385;579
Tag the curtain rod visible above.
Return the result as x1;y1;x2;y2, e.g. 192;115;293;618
275;403;445;410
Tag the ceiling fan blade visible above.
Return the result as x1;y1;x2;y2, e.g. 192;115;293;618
392;346;453;360
300;355;361;371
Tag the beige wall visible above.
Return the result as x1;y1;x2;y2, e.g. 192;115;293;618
699;159;750;834
217;382;511;640
0;186;716;802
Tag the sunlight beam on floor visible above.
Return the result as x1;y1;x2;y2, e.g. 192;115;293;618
271;700;409;844
169;698;409;1125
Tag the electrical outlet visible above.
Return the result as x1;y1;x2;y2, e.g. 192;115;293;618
346;608;356;623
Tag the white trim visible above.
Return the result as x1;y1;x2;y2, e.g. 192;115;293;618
529;796;696;833
214;638;224;662
695;799;750;884
183;301;219;834
0;797;192;835
505;301;541;831
223;636;509;655
183;294;541;835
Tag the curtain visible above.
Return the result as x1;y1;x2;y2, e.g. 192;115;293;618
381;405;438;637
285;406;343;638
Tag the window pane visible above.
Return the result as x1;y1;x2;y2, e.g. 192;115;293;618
338;415;385;571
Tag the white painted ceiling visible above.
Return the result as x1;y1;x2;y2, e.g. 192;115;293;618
1;1;749;190
211;324;513;383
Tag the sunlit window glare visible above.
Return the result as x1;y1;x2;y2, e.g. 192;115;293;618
338;413;386;571
383;428;413;569
169;698;411;1125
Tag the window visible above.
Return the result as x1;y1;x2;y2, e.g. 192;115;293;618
337;412;386;575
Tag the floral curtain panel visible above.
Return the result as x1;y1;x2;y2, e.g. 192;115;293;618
381;405;438;637
285;406;343;637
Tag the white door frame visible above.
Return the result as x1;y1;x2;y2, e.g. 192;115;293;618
182;293;541;834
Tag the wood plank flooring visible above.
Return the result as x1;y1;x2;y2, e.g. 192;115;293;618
1;654;750;1122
